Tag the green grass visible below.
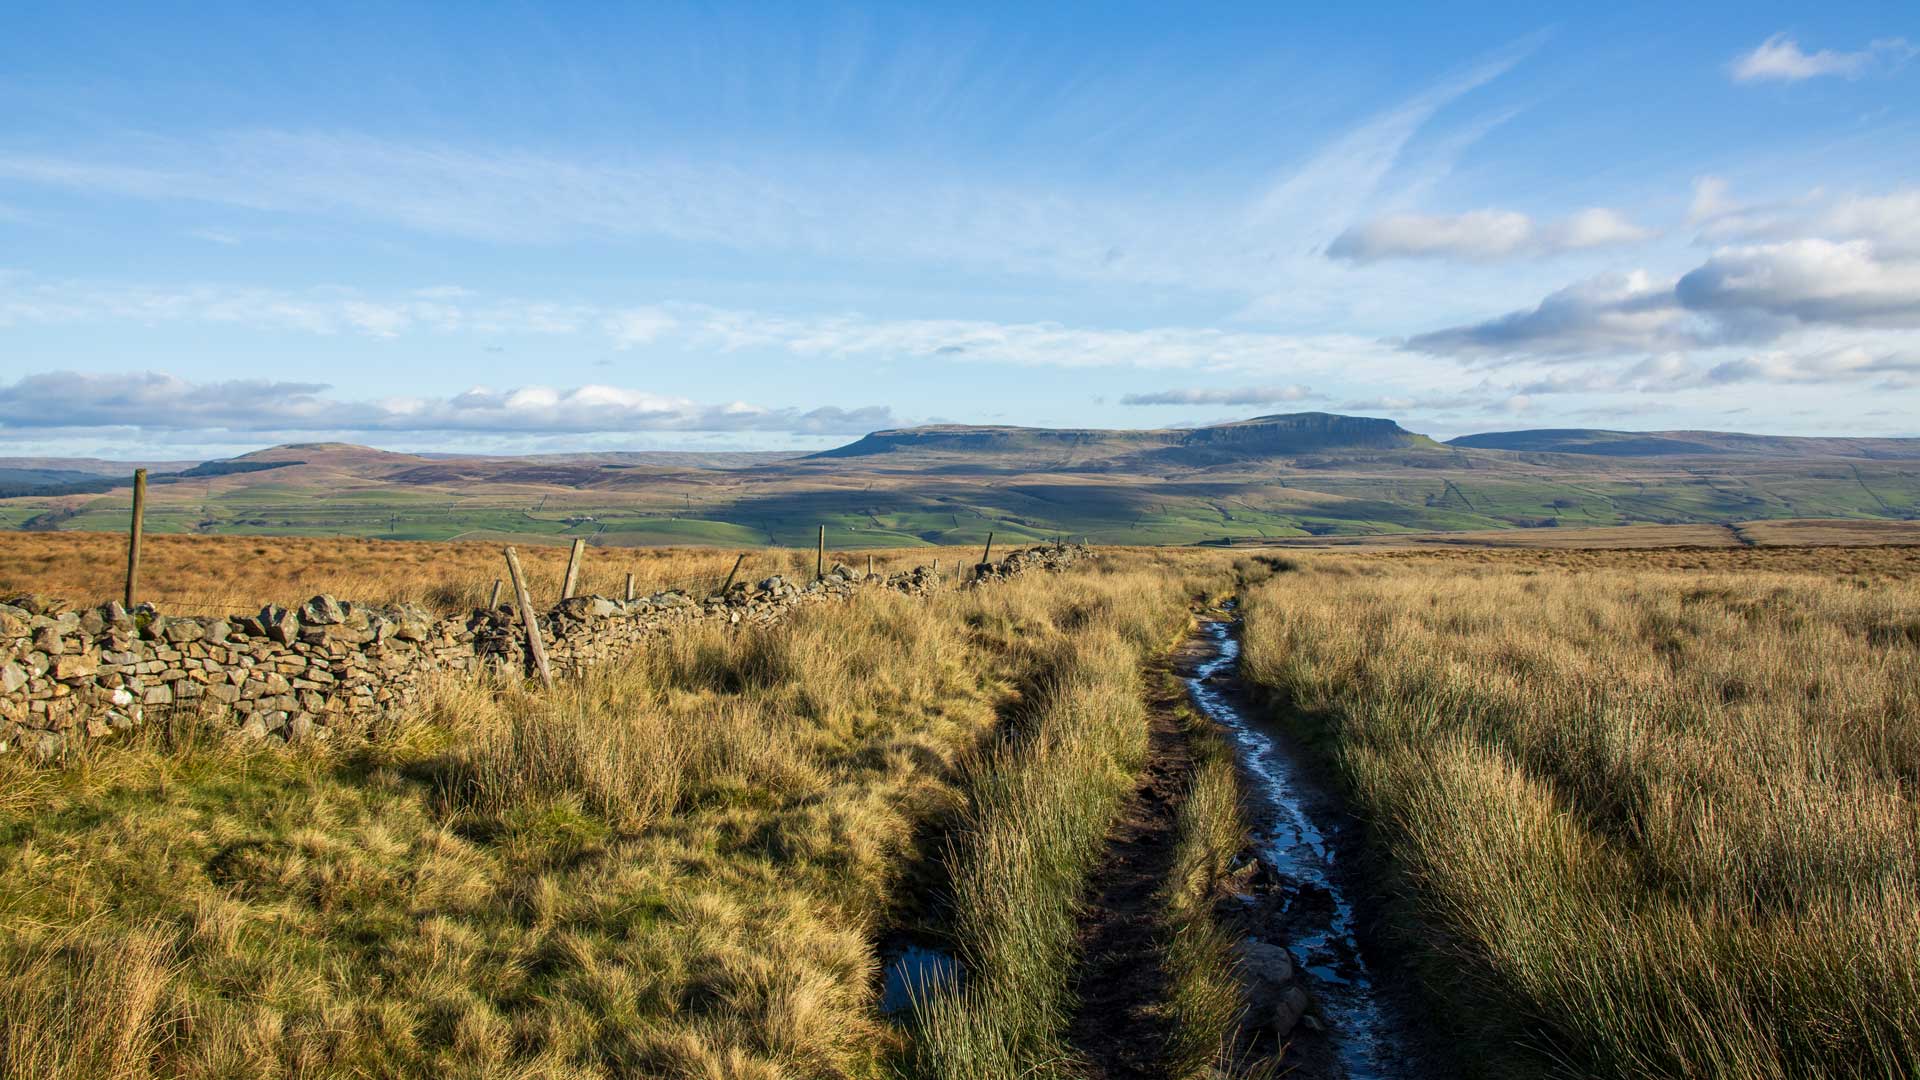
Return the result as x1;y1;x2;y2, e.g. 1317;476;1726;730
9;462;1919;545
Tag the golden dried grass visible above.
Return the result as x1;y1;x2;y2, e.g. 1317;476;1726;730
1240;554;1920;1078
0;530;986;616
0;550;1230;1079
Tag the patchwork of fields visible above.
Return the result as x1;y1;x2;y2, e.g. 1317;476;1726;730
6;418;1919;548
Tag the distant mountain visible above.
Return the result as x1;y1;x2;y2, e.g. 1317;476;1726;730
5;416;1918;546
1449;428;1920;460
814;412;1425;470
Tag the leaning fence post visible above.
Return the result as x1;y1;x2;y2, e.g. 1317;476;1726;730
487;578;503;608
124;468;146;609
816;525;826;581
720;552;747;594
502;546;553;687
560;537;586;600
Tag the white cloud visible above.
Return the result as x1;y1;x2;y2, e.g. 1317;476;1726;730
1119;385;1317;406
1329;210;1533;262
1730;34;1915;83
1403;270;1719;358
1819;191;1920;258
1686;180;1920;255
1409;186;1920;366
1320;386;1543;422
0;371;894;436
604;307;678;347
1676;239;1920;328
1547;208;1655;250
1706;342;1920;386
1688;177;1735;224
1327;206;1652;263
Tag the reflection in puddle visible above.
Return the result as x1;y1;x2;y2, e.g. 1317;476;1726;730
879;944;962;1017
1186;617;1406;1080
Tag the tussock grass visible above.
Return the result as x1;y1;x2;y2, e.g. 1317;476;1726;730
1158;717;1247;1079
0;925;179;1080
908;559;1213;1080
1240;557;1920;1078
0;551;1229;1079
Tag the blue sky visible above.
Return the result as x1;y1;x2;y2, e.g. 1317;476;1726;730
2;2;1917;457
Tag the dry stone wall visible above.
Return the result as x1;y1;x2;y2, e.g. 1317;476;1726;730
0;543;1090;757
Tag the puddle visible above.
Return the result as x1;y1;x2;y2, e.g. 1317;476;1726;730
878;943;961;1017
1185;615;1410;1080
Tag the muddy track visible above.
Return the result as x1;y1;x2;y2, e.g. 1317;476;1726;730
1066;654;1197;1080
1191;609;1443;1080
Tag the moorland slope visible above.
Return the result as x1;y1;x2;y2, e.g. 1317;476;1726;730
3;413;1917;546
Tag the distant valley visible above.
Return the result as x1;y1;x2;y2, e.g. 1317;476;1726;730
3;413;1917;547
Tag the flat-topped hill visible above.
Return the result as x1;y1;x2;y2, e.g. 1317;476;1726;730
814;412;1424;469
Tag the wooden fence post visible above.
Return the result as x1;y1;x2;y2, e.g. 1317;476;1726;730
560;538;586;600
720;552;747;594
123;468;146;609
867;554;874;578
502;546;553;687
487;579;503;608
980;531;994;567
624;573;636;602
816;525;826;580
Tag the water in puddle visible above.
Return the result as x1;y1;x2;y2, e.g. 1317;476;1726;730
1185;616;1407;1080
879;944;961;1017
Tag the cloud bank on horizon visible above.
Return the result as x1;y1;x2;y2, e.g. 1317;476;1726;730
0;4;1916;457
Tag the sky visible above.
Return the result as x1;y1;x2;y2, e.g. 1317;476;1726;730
2;1;1918;459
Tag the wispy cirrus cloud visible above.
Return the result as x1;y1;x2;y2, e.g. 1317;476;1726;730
0;38;1539;309
0;371;894;436
1119;385;1317;406
0;271;1421;380
1730;33;1915;83
1327;207;1652;263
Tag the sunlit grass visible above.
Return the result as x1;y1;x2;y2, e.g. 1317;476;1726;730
1240;556;1920;1078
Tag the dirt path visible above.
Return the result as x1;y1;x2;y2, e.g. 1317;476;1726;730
1066;655;1197;1080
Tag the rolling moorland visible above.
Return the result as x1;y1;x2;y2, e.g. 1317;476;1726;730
5;412;1920;548
2;541;1915;1079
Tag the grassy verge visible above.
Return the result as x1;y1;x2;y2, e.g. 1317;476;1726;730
1157;706;1247;1079
0;554;1236;1080
1238;556;1920;1079
907;558;1217;1080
